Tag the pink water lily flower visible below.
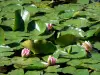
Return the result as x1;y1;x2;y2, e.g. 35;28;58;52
82;41;92;52
47;55;57;66
46;23;53;31
21;48;30;57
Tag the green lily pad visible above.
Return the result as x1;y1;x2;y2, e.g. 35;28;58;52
0;57;11;66
0;27;5;45
88;63;100;71
63;18;90;28
91;71;100;75
62;66;76;74
81;58;100;64
32;40;56;54
61;27;85;38
55;34;77;46
63;45;87;58
12;57;47;69
35;21;46;34
8;69;24;75
91;53;100;61
67;59;82;67
86;29;96;38
0;46;14;57
24;5;38;15
93;42;100;50
56;58;70;64
77;0;89;4
25;71;41;75
44;73;58;75
12;57;40;66
44;65;62;73
74;69;89;75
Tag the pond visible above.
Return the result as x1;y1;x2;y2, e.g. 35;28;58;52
0;0;100;75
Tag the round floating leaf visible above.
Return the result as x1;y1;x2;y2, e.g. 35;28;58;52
56;58;70;64
77;0;89;4
0;27;5;45
67;59;82;67
24;5;38;15
0;46;14;57
91;53;100;61
86;29;96;38
91;71;100;75
35;21;46;34
25;71;41;75
63;45;87;58
55;34;77;46
24;61;47;70
88;63;100;71
63;18;90;28
12;57;47;69
74;69;89;75
62;66;76;74
93;42;100;50
44;65;62;73
81;58;100;64
12;57;40;66
29;31;55;40
33;40;56;54
0;57;11;66
8;69;24;75
44;73;58;75
61;27;85;38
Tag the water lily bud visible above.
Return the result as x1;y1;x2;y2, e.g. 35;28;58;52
46;23;53;31
47;55;57;66
82;41;92;52
21;48;30;57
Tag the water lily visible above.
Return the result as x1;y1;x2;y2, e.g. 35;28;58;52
46;23;53;31
47;55;57;66
82;41;92;52
21;48;30;57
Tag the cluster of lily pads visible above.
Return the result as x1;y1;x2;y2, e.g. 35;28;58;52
0;0;100;75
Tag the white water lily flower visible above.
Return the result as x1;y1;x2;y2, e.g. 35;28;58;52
82;41;92;52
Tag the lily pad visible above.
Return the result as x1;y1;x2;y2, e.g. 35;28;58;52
0;57;11;66
91;71;100;75
44;65;62;73
55;34;77;46
93;42;100;50
63;45;87;58
62;66;76;74
8;69;24;75
0;27;5;45
25;71;41;75
0;46;14;57
74;69;89;75
44;73;58;75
